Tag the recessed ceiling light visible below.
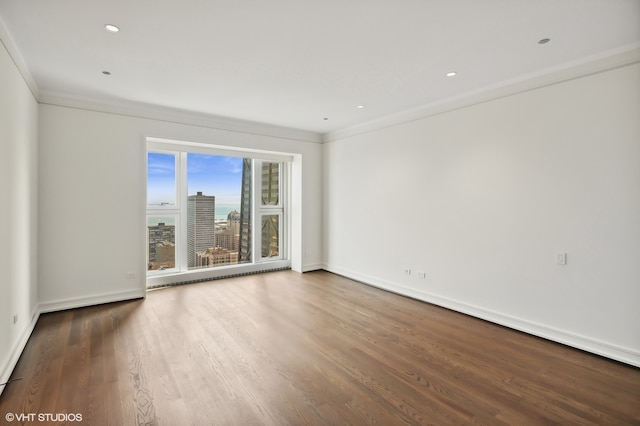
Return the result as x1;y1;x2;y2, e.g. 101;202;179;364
105;24;120;33
446;72;457;77
538;38;550;44
323;117;329;121
102;71;111;75
357;105;365;109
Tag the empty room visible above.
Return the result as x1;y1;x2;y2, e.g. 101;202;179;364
1;0;639;424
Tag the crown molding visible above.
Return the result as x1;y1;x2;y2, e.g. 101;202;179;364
322;43;640;143
0;14;39;99
2;12;320;144
4;5;637;147
38;92;323;144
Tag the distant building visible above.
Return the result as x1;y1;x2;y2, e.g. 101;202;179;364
262;215;279;258
195;247;238;267
156;241;175;263
261;162;279;205
147;222;175;266
188;191;215;268
149;240;176;270
239;159;252;263
214;229;234;251
228;210;240;235
261;162;280;258
215;210;241;251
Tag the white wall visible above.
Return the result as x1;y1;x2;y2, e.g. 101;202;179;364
0;40;39;388
323;62;640;366
38;104;323;311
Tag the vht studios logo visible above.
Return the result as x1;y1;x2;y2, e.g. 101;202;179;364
5;412;83;422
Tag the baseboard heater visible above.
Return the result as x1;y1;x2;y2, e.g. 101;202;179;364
146;266;291;291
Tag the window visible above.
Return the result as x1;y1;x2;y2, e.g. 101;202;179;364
146;139;290;286
258;161;283;260
147;216;178;271
147;152;179;272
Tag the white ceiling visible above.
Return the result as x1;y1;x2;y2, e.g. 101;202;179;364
1;0;639;137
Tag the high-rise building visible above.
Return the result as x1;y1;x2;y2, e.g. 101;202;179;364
154;241;175;270
261;215;279;258
213;210;241;252
261;162;279;205
147;222;175;268
214;229;234;251
261;162;280;258
239;159;252;263
227;210;241;235
187;191;215;268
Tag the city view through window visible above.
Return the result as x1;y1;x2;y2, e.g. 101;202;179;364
147;152;281;274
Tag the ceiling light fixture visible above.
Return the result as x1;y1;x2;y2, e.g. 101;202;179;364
446;72;457;77
105;24;120;33
357;105;364;109
323;117;329;121
102;71;111;75
538;38;550;44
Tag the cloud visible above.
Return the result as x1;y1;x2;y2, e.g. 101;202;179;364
187;154;243;175
222;156;243;174
148;153;175;176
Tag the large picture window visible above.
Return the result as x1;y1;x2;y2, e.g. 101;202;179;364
146;139;289;286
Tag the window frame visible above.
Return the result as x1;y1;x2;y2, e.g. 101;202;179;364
146;138;292;287
254;160;286;262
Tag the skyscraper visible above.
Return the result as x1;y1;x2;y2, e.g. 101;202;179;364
147;222;175;269
239;159;252;263
187;191;215;268
227;210;241;236
261;162;280;258
261;162;279;205
214;210;241;252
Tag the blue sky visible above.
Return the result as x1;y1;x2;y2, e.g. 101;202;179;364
147;152;243;206
147;153;176;205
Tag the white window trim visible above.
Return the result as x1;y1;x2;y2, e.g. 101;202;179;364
147;137;294;162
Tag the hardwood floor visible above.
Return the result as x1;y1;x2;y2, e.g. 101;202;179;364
1;270;639;425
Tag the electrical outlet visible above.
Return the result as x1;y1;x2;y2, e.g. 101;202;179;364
557;253;567;265
404;269;411;276
418;272;426;279
126;272;137;279
13;314;18;324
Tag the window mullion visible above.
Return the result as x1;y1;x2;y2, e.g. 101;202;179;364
252;159;261;264
178;152;188;271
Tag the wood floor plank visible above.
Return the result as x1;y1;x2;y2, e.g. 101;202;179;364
1;270;639;425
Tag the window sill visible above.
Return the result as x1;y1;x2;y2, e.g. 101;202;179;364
146;259;292;289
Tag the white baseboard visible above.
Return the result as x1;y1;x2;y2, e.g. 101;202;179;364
0;305;40;397
1;289;145;397
38;289;145;314
302;263;323;272
3;268;636;399
323;264;640;368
